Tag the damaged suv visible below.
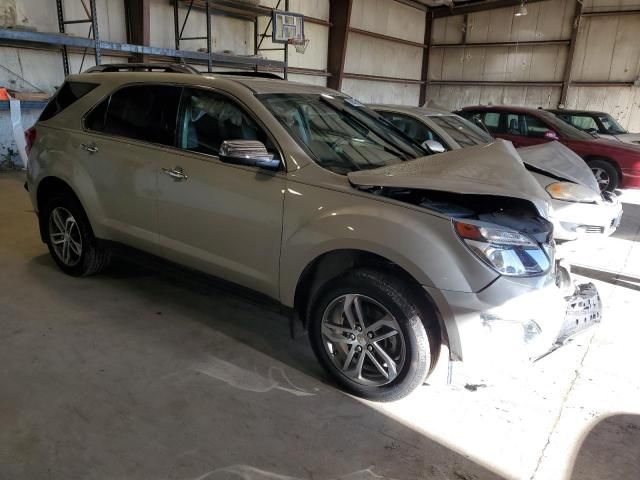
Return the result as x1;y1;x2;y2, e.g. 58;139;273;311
26;65;600;401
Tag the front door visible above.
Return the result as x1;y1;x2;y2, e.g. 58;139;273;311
499;113;556;148
156;87;285;300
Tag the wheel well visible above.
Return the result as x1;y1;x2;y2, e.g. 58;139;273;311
293;249;446;344
36;177;83;242
584;156;622;180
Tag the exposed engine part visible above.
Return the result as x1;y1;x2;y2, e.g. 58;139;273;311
368;186;554;243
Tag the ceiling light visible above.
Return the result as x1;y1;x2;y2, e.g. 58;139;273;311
515;2;528;16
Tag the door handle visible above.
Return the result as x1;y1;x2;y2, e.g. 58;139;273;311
161;166;188;181
80;143;99;153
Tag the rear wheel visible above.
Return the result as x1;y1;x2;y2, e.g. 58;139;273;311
42;194;110;276
309;269;439;401
588;159;619;192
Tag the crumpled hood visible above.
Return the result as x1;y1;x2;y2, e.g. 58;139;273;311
348;140;550;213
518;141;599;192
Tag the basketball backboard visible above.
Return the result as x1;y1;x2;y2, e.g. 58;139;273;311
271;10;305;44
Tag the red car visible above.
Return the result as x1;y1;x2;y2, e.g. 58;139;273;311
457;105;640;192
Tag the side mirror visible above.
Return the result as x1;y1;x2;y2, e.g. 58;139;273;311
544;131;560;141
422;139;446;154
585;127;599;137
219;140;280;170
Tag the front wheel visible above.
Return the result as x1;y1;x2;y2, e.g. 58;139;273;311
588;159;619;192
308;269;439;401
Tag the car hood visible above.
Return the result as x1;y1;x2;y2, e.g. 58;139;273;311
518;141;599;192
581;136;640;154
613;132;640;145
348;140;550;213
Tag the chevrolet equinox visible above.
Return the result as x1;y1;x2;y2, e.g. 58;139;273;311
25;64;600;401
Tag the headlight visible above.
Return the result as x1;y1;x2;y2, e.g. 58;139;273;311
454;220;551;276
546;182;600;203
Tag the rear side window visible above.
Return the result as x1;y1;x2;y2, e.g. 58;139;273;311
481;112;501;133
39;81;98;121
86;85;181;147
460;111;501;134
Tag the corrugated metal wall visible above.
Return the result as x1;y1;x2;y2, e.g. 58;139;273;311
341;0;426;104
425;0;640;131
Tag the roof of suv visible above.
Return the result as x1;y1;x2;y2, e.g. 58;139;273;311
208;74;338;95
72;69;340;96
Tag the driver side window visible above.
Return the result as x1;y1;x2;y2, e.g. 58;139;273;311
177;88;279;160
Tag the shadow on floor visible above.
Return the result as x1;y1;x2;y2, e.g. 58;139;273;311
4;249;507;480
569;414;640;480
571;265;640;292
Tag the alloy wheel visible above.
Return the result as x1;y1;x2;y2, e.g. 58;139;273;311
321;294;406;386
49;207;83;267
591;167;610;191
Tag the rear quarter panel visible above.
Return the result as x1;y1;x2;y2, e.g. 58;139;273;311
27;124;109;238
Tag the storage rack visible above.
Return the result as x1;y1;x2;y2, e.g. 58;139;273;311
173;0;292;78
0;0;288;77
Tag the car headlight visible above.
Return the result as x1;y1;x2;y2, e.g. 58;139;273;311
454;220;551;276
546;182;600;203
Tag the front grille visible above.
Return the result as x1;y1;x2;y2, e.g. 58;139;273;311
584;225;605;234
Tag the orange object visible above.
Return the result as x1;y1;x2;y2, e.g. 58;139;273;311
0;88;9;101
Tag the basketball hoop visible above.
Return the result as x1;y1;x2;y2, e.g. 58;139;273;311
289;38;310;54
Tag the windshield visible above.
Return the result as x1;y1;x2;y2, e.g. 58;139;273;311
258;93;427;174
540;111;593;140
598;114;627;135
429;115;493;147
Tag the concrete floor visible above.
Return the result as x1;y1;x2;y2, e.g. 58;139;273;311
1;171;639;480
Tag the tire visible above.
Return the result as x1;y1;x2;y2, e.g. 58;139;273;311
587;159;619;192
42;193;111;276
308;269;440;402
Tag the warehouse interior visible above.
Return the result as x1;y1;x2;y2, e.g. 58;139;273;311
1;0;640;479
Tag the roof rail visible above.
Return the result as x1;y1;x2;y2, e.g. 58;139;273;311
212;71;283;80
85;63;200;74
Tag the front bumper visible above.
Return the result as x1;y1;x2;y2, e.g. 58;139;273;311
551;193;622;241
425;275;602;376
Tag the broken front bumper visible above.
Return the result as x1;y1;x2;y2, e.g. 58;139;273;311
424;276;602;376
552;282;602;347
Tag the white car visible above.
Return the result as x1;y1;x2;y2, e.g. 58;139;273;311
372;105;623;242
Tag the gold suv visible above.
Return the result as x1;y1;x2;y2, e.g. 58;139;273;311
26;64;600;401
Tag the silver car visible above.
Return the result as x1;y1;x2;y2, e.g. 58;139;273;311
372;105;623;243
26;65;600;400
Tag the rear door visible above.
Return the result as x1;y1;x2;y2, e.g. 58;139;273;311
80;84;181;252
155;87;285;299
